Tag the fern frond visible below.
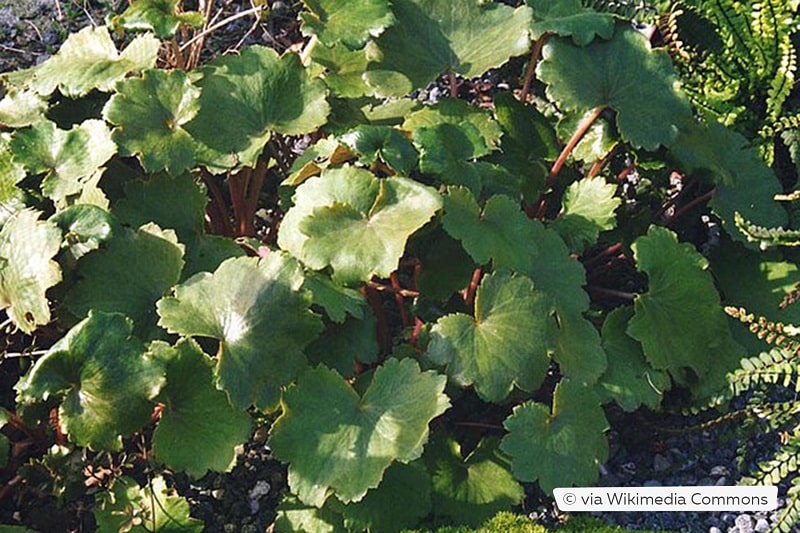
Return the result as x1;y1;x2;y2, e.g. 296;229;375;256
733;212;800;249
759;113;800;137
780;284;800;310
745;431;800;486
766;36;797;121
728;352;800;395
774;476;800;532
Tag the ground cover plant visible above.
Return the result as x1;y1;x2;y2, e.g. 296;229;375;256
1;0;800;531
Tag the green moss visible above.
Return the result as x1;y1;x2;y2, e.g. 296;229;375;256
400;512;680;533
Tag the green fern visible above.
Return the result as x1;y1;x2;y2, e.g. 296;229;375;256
733;212;800;250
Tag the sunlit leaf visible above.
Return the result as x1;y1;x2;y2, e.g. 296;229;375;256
551;177;620;252
50;204;116;261
301;0;395;48
402;99;503;154
0;88;47;127
527;0;615;45
339;125;418;174
111;0;205;39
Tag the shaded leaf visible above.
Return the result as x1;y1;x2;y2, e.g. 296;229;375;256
187;47;329;171
30;26;160;97
339;125;418;174
63;223;184;339
500;379;609;493
278;165;441;284
364;0;532;97
302;270;366;323
269;358;449;506
527;0;615;45
556;110;617;163
427;436;523;527
415;123;487;194
17;311;164;450
0;209;61;333
427;271;555;403
157;255;323;410
537;24;692;150
306;313;378;377
151;339;251;477
104;69;200;175
301;0;395;48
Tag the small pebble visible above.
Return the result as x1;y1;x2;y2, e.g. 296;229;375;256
710;465;730;477
653;453;671;472
715;476;728;486
754;518;770;533
708;527;722;533
212;489;225;500
735;513;754;533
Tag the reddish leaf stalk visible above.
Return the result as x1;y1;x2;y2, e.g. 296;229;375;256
520;34;549;102
549;105;606;185
653;176;698;221
366;280;420;298
227;170;247;236
200;169;234;236
463;267;482;309
390;273;410;328
583;242;623;270
664;189;715;227
243;159;268;230
448;69;459;99
409;317;425;350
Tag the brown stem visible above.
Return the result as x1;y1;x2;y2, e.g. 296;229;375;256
549;106;606;185
227;170;247;236
454;421;504;430
463;267;482;309
520;34;549;102
653;176;697;220
448;70;459;99
409;317;424;349
201;169;234;236
587;286;638;301
170;37;186;70
664;189;715;227
244;158;268;227
587;151;612;180
390;273;410;328
366;280;420;298
583;242;623;270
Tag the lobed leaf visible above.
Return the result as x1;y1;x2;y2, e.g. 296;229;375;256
426;271;555;403
402;99;503;154
157;254;323;411
0;88;47;127
301;0;395;49
500;379;609;493
50;204;116;261
551;177;620;252
0;209;62;333
269;358;450;506
278;165;441;284
110;0;205;39
339;125;418;174
527;0;615;45
151;339;252;478
17;311;165;451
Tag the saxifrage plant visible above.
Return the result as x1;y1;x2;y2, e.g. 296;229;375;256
0;0;798;531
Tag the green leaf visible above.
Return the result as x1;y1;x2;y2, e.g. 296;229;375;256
157;255;323;410
491;91;559;161
627;226;744;392
442;188;537;272
278;165;441;284
114;173;207;243
312;43;374;99
0;136;26;224
364;0;532;97
151;339;251;477
29;26;160;97
104;69;200;175
50;204;116;261
427;271;554;403
527;0;616;45
414;227;477;302
551;177;620;252
415;123;487;195
0;88;47;127
269;358;450;506
597;307;669;411
17;311;164;451
427;436;524;527
671;120;787;242
275;496;344;533
182;234;244;280
111;0;205;39
0;209;62;333
10;119;116;206
537;24;692;150
301;0;395;49
402;99;503;154
302;271;366;323
339;125;418;174
63;223;185;339
500;379;609;494
186;47;329;171
306;313;378;377
556;110;617;163
95;475;203;533
340;461;431;533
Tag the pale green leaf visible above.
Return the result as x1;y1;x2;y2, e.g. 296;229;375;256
30;26;160;97
95;475;203;533
0;209;61;333
426;271;555;403
301;0;395;48
275;496;343;533
415;123;487;194
278;165;441;284
556;110;617;163
364;0;532;97
157;254;323;410
269;358;450;506
63;223;185;339
111;0;205;39
10;119;116;206
151;339;251;477
311;43;374;98
537;24;692;150
187;47;329;171
402;99;503;154
427;436;524;527
551;177;620;252
500;379;609;493
0;88;47;127
302;270;366;323
50;204;116;261
17;311;165;451
104;69;200;175
339;125;418;174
